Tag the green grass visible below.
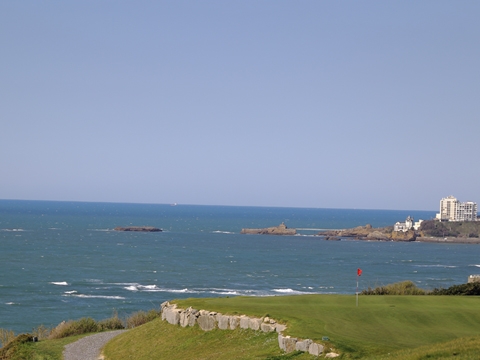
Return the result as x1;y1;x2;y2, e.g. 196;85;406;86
6;294;480;359
367;336;480;360
103;318;313;360
172;295;480;356
0;334;87;360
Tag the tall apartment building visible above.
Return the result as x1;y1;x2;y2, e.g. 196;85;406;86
437;196;478;221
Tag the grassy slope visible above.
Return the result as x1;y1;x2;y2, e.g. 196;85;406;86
0;334;87;360
103;319;312;360
11;295;479;359
175;295;480;357
103;295;480;359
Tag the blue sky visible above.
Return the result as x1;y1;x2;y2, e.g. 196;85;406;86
1;1;479;210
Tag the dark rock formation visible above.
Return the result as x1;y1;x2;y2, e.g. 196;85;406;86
241;222;296;235
114;226;162;232
319;224;415;241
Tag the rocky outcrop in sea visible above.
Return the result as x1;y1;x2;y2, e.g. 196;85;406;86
319;224;416;242
114;226;162;232
241;222;296;235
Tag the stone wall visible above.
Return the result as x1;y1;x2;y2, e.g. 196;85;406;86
160;301;338;357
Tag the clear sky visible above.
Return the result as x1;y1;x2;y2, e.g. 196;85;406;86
1;1;479;210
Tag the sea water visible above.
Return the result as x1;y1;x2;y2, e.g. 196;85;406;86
0;200;478;333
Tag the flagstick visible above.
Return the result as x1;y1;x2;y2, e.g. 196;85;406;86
356;276;359;307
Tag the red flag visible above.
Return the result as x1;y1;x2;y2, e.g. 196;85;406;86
357;268;362;276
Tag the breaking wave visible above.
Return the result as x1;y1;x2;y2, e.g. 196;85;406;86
120;283;322;296
63;294;125;300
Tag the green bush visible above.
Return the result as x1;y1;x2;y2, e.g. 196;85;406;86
0;334;34;359
31;324;50;341
98;311;125;331
0;329;15;348
125;309;160;329
431;282;480;295
361;280;427;295
49;318;99;339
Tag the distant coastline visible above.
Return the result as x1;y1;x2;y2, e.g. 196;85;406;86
318;220;480;244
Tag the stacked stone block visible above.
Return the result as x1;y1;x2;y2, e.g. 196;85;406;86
160;301;333;357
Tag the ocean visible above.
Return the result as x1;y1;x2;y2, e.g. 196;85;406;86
0;200;478;334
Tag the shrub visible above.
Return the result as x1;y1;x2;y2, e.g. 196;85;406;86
98;310;125;331
431;282;480;295
49;318;99;339
31;324;50;341
0;334;34;359
126;309;160;329
0;329;15;348
361;280;427;295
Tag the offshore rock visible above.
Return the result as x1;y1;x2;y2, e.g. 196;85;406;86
114;226;162;232
241;222;296;235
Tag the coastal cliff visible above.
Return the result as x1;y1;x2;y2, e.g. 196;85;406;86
241;223;296;235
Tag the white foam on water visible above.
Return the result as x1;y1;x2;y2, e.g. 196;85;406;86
50;281;69;286
272;288;317;295
210;290;239;295
63;294;125;300
5;302;17;305
273;288;295;293
124;285;139;291
413;265;457;268
168;288;191;293
64;290;77;294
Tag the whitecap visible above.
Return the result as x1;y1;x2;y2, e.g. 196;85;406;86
50;281;68;286
273;288;295;293
140;285;159;290
168;288;191;293
413;265;457;268
272;288;317;295
63;294;125;300
210;290;239;295
64;290;77;294
5;302;16;305
124;285;139;291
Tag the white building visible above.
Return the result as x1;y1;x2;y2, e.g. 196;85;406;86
394;216;414;232
436;196;478;222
